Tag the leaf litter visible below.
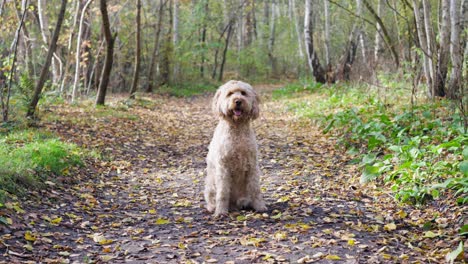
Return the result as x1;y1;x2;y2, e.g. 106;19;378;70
0;86;466;263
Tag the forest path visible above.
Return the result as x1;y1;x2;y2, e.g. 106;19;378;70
2;85;432;263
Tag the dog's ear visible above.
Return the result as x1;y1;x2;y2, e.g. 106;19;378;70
251;90;260;120
212;87;223;117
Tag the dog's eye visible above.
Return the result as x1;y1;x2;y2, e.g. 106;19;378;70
241;91;246;96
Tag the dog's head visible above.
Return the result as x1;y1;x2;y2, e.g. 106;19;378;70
212;80;260;122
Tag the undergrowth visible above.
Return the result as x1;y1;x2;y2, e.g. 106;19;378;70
276;79;467;206
0;129;84;202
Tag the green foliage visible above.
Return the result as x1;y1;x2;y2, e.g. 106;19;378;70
156;82;217;97
0;130;83;202
278;80;467;206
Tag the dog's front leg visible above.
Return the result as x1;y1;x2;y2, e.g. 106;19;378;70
214;168;230;217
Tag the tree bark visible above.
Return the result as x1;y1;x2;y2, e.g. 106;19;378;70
27;0;67;118
172;0;179;81
435;0;450;97
37;0;61;84
72;0;93;102
146;0;165;93
304;0;326;83
448;0;462;99
129;0;141;99
95;0;116;106
324;0;331;66
412;0;432;94
268;0;277;75
374;0;384;64
291;0;304;58
219;23;233;81
422;0;436;97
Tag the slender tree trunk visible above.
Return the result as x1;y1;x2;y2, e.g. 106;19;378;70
291;0;304;59
304;0;326;83
146;0;165;93
37;0;61;84
72;0;93;102
374;0;384;64
27;0;67;118
200;0;209;78
356;0;367;62
435;0;450;97
448;0;462;99
95;0;116;106
219;23;233;81
172;0;179;81
59;0;81;94
323;0;331;66
129;0;142;99
413;0;432;95
2;0;28;122
14;0;35;77
244;0;254;46
362;0;399;67
268;0;276;75
422;0;437;97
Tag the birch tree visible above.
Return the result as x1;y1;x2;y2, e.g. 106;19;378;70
304;0;325;83
435;0;451;97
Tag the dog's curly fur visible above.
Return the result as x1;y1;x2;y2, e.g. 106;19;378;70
205;80;267;216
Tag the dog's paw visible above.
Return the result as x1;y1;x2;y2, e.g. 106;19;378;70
252;200;267;212
214;208;228;218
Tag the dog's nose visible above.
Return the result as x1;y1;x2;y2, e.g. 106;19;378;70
235;100;242;106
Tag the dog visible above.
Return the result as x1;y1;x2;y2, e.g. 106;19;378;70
205;80;267;217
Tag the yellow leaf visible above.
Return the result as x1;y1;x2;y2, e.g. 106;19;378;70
155;218;170;225
348;239;355;246
148;209;156;214
274;231;288;241
24;231;37;242
93;233;113;245
423;231;439;238
178;242;186;249
325;254;341;260
384;223;397;231
50;217;62;225
271;212;282;219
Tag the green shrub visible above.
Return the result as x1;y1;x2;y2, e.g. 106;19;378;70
277;80;467;205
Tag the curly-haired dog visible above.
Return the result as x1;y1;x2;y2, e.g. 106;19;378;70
205;80;267;217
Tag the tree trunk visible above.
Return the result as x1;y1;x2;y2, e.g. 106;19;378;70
146;0;165;93
219;23;233;81
356;0;367;62
448;0;462;99
422;0;437;97
129;0;142;99
268;0;276;75
72;0;93;102
323;0;331;66
172;0;179;81
362;0;399;67
374;0;384;64
37;0;61;84
435;0;451;97
412;0;432;94
304;0;326;83
291;0;304;59
27;0;67;118
244;0;254;46
2;0;28;122
14;0;35;77
95;0;116;106
200;0;209;78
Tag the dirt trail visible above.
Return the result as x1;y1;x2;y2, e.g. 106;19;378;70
1;86;441;263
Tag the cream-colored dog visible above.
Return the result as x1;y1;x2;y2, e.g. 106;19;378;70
205;80;267;217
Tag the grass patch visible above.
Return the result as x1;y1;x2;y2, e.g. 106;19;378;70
275;78;467;206
0;129;84;202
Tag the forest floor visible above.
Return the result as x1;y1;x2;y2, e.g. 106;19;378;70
1;85;464;263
